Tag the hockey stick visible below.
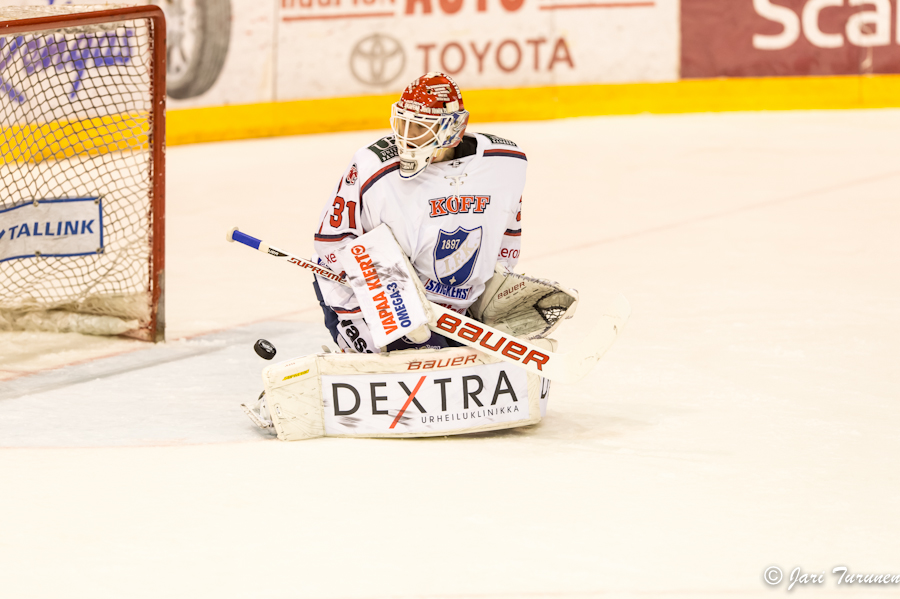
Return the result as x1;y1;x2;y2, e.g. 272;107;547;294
227;227;629;384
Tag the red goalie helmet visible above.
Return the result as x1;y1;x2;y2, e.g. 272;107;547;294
390;72;470;179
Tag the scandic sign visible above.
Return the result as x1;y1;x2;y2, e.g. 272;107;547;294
682;0;900;77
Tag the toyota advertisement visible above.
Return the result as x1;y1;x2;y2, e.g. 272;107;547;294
277;0;678;99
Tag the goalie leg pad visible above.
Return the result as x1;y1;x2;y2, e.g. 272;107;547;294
261;347;549;441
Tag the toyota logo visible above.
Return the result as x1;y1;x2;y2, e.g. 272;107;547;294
350;33;405;86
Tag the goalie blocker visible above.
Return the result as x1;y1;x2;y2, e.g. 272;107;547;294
258;346;550;441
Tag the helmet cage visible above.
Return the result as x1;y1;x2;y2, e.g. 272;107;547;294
390;102;469;179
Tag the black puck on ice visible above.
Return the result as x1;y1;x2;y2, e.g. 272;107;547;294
254;339;276;360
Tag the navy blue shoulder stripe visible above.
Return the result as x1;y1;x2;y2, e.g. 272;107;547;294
484;148;527;161
315;232;358;243
361;163;400;197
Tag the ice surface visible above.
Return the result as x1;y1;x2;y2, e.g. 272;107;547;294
1;110;898;598
0;321;332;447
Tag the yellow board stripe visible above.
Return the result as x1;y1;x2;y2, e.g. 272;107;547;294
167;75;900;147
4;75;898;160
0;113;149;164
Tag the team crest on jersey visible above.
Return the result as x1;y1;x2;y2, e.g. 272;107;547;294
433;226;482;287
345;164;358;186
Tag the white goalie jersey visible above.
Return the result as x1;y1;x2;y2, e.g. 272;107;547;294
313;132;525;318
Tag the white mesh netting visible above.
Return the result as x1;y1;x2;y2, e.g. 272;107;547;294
0;7;159;336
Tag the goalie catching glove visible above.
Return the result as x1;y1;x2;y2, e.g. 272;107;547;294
467;265;578;340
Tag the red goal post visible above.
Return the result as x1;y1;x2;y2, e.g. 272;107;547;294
0;6;166;342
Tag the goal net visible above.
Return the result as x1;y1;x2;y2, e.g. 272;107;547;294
0;5;165;341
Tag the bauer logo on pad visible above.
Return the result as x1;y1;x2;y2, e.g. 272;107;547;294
0;198;103;262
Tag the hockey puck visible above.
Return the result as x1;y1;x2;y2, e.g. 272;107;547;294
253;339;276;360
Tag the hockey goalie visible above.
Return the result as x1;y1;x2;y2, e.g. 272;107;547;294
234;72;629;441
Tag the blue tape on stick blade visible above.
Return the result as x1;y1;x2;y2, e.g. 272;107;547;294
232;229;261;250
